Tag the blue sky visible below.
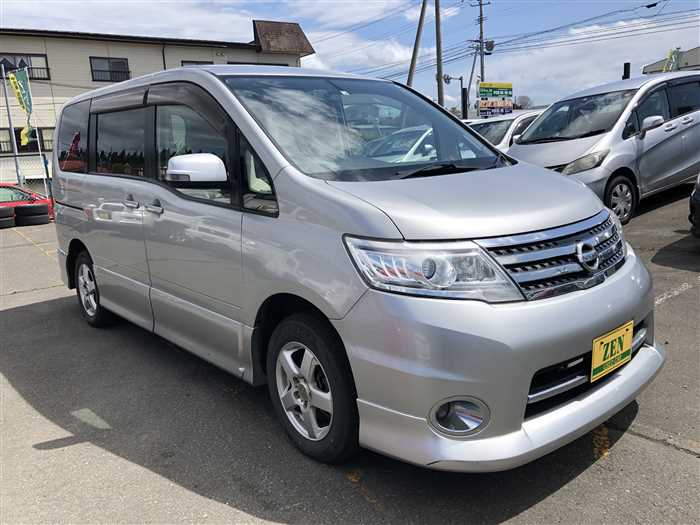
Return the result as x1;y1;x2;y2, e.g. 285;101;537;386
3;1;699;104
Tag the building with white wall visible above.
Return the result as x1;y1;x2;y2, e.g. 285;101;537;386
0;20;314;185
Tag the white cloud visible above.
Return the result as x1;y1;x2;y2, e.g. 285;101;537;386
303;30;419;71
287;0;409;29
0;0;258;41
479;19;700;104
402;1;461;23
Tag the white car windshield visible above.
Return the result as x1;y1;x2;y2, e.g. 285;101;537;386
222;76;499;181
518;89;636;144
470;119;513;145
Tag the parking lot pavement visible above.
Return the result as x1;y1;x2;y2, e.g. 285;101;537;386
1;187;698;524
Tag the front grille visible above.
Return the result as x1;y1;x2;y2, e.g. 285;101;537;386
477;209;625;300
524;320;649;419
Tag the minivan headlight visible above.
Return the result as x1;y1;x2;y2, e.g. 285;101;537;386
344;237;523;302
561;150;609;176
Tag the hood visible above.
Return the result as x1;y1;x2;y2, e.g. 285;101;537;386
507;135;602;168
328;162;603;240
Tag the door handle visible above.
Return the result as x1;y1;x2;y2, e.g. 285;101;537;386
664;123;677;132
145;199;164;215
123;194;139;209
681;116;694;125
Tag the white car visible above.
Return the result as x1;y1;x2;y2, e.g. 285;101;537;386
468;110;543;152
364;125;437;163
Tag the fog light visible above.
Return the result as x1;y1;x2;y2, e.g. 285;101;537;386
429;397;490;437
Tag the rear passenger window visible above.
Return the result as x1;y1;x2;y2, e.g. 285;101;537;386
57;101;89;173
95;108;147;176
668;82;700;118
156;104;232;204
637;89;670;124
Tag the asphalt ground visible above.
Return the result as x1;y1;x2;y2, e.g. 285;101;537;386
1;185;698;524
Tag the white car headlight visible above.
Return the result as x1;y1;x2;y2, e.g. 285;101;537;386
561;150;609;176
344;237;523;302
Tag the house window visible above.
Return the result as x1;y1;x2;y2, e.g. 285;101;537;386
0;53;50;80
0;128;52;155
181;60;213;67
0;129;12;154
41;128;54;151
90;57;130;82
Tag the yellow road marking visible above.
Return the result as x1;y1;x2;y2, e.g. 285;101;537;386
346;470;384;513
592;424;611;459
11;227;57;260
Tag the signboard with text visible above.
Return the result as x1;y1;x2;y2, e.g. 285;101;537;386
478;82;513;118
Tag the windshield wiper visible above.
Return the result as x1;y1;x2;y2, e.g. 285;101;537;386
518;136;573;144
397;160;499;179
564;129;608;140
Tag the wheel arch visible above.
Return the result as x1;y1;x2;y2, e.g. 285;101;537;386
66;238;89;289
606;166;640;197
249;293;345;386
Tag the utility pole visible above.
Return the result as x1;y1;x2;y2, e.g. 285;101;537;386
435;0;444;105
465;46;478;119
407;0;427;87
478;0;487;81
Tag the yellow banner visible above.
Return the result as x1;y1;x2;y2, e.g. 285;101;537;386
479;82;513;89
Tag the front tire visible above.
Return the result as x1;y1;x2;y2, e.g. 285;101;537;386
267;313;359;464
74;251;116;327
605;175;637;224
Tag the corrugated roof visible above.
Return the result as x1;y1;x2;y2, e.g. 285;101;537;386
253;20;315;58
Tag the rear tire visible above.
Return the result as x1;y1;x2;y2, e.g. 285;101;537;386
74;251;117;327
0;216;15;229
267;313;359;464
605;175;638;225
15;203;49;216
15;214;50;226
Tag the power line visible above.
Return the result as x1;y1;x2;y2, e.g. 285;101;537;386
310;2;416;44
318;0;463;63
378;16;699;80
350;7;698;78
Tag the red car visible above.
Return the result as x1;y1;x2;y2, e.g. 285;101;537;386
0;182;54;218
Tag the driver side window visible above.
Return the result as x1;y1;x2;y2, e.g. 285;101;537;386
156;104;232;204
637;90;670;125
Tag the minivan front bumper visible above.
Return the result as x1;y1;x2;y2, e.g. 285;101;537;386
333;246;665;472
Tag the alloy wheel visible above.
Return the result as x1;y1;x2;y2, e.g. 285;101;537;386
77;263;98;317
275;341;333;441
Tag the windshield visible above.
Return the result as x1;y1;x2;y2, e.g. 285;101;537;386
519;89;636;144
470;119;513;145
222;76;498;181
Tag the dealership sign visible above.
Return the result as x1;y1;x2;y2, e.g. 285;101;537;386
478;82;513;117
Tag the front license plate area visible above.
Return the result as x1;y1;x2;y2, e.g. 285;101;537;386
591;321;634;382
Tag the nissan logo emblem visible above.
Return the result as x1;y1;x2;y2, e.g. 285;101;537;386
576;241;599;272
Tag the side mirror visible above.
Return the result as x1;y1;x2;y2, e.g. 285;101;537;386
511;134;521;146
640;115;664;137
165;153;227;182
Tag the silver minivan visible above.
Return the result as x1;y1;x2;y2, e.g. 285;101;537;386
53;66;665;472
509;72;700;223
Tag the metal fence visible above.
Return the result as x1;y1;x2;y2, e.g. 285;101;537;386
0;153;51;190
